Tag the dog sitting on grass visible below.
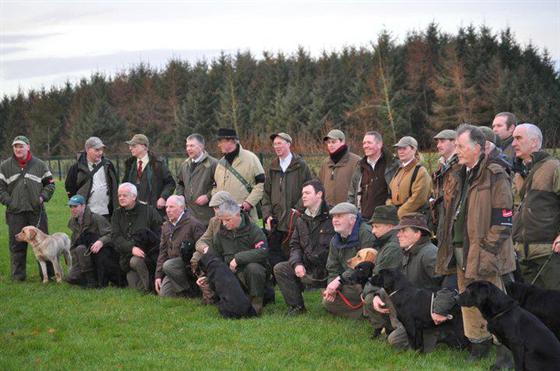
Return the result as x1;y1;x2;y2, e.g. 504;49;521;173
15;226;72;283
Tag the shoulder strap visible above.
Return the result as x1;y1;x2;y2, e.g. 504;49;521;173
409;164;422;198
219;158;252;193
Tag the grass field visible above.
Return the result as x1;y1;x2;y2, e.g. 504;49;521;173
0;184;494;370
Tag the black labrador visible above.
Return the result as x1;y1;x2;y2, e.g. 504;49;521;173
74;231;125;287
343;261;375;287
458;281;560;371
371;268;467;352
506;281;560;340
199;253;256;319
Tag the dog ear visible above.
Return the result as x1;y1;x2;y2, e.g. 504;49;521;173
28;228;37;240
366;250;378;263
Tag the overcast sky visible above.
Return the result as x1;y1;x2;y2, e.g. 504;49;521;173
1;0;559;97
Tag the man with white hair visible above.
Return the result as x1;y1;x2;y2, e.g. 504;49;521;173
512;123;560;289
154;195;205;297
112;182;163;292
209;199;269;315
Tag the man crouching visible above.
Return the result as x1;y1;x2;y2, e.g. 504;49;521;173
209;199;270;315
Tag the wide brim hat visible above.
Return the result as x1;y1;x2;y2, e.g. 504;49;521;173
392;212;432;234
216;128;239;140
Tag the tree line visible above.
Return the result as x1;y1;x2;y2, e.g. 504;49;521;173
1;23;559;158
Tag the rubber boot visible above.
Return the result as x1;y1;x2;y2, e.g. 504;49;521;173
491;345;514;370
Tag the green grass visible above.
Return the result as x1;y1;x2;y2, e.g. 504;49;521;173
0;184;493;370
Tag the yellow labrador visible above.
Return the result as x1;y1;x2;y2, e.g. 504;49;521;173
15;226;72;283
346;248;378;269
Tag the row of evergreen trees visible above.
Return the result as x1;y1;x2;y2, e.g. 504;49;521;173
1;23;559;158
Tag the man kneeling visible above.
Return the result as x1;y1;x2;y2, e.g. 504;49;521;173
207;199;270;315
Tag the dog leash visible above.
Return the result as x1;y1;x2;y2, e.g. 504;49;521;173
336;290;364;310
530;252;555;285
35;205;44;228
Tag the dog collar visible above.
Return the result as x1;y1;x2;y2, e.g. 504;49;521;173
388;289;400;297
490;304;517;321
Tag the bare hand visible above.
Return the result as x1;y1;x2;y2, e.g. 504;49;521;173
322;289;336;302
196;276;208;287
373;295;390;314
156;197;166;209
229;259;237;272
155;278;162;294
90;240;103;254
241;201;252;212
195;195;209;206
553;235;560;254
294;265;306;278
265;216;274;231
132;247;145;258
431;312;451;325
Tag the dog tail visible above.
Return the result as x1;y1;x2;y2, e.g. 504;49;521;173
62;234;72;268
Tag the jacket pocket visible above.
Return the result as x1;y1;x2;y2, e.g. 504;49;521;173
477;247;499;277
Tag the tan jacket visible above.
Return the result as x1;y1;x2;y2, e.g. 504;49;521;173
213;145;265;222
318;150;360;206
387;158;432;218
463;155;516;279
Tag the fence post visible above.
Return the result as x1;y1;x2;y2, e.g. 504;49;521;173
57;158;62;181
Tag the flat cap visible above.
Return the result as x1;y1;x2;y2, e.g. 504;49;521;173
329;202;358;215
270;132;292;143
433;129;456;140
216;128;239;140
392;212;431;234
394;136;418;148
478;126;497;144
323;129;345;142
208;191;233;207
368;205;400;225
85;136;106;150
126;134;149;146
68;194;86;206
12;135;30;146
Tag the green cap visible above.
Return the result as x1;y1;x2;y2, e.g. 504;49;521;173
12;136;30;146
323;129;345;142
329;202;358;215
394;136;418;148
478;126;497;144
433;129;456;140
368;205;399;225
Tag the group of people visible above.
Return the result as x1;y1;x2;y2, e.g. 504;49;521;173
1;111;559;365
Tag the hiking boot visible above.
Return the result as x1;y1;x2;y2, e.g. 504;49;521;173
286;305;307;316
491;345;514;370
468;339;492;361
251;297;264;316
198;276;215;305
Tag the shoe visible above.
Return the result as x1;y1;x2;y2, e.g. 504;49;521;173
491;345;514;370
251;297;264;316
468;339;492;361
286;305;307;316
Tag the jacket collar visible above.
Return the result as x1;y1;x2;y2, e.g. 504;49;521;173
528;150;551;169
332;214;363;249
403;235;431;256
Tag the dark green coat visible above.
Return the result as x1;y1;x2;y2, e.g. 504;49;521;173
68;206;112;248
363;229;403;297
325;216;376;283
210;212;268;268
111;201;163;271
262;153;313;232
401;236;441;291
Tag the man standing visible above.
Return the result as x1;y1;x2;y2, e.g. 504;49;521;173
155;195;205;297
213;128;265;223
65;136;118;218
319;129;361;206
453;124;516;361
322;202;376;319
210;199;269;315
112;183;163;292
492;112;517;163
66;194;121;288
348;131;398;221
262;132;312;267
274;179;335;315
176;133;218;226
122;134;176;215
0;135;55;281
512;123;560;289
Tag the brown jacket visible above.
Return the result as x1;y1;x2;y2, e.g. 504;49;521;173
318;149;360;206
155;212;205;279
387;158;432;218
463;155;516;279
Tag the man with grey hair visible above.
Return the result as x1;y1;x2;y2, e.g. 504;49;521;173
176;133;218;226
322;202;375;319
154;195;205;297
453;124;516;365
348;131;398;220
492;112;517;163
112;182;163;292
209;199;269;315
65;136;118;218
512;123;560;289
122;134;176;215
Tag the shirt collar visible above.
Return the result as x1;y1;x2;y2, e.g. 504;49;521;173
171;211;185;226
